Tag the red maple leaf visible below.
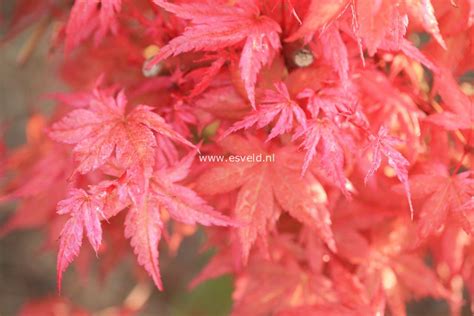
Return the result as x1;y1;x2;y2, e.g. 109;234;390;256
65;0;122;51
293;118;350;196
223;82;307;141
230;236;336;316
196;135;335;264
427;66;473;130
57;151;237;291
286;0;350;41
49;88;194;175
124;193;164;289
405;0;446;49
124;152;237;289
408;165;473;242
319;25;350;85
360;223;452;315
150;0;281;107
185;55;227;99
56;188;104;291
365;126;413;217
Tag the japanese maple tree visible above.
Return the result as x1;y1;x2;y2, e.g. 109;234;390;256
1;0;473;315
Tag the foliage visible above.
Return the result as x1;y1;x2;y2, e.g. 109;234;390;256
1;0;473;315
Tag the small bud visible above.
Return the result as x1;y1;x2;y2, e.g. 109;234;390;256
142;58;162;78
142;45;160;59
142;45;162;77
294;48;314;68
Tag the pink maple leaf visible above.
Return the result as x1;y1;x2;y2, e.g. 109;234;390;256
56;188;104;292
50;89;194;175
124;194;164;290
223;82;306;141
196;135;335;264
286;0;350;41
293;118;350;196
365;126;413;217
65;0;122;52
151;0;281;107
405;0;446;49
406;166;473;242
123;151;238;290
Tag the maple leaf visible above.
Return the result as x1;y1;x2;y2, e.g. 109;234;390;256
297;86;357;119
65;0;122;52
151;151;238;227
0;184;67;238
223;82;307;141
54;151;237;291
328;261;387;315
0;114;70;207
56;188;104;292
123;151;237;289
407;166;473;241
2;144;70;201
230;236;341;316
196;135;334;264
391;254;452;299
434;68;472;115
232;262;316;316
3;0;474;311
399;38;437;71
286;0;350;41
88;178;132;220
293;118;349;196
195;85;249;120
0;116;72;237
365;126;413;217
353;0;406;55
124;194;164;290
425;111;473;130
371;254;452;315
405;0;446;49
357;223;452;314
428;66;473;130
50;89;194;175
349;0;438;70
186;55;227;98
319;25;350;85
151;0;281;107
